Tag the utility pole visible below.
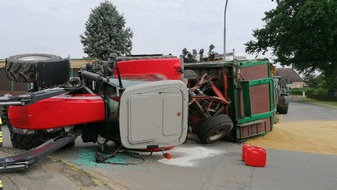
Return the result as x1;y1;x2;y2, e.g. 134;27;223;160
223;0;229;61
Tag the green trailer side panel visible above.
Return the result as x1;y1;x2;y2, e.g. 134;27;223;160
226;60;275;141
241;81;252;117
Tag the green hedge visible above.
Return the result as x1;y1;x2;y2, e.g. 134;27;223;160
290;88;305;95
291;87;334;100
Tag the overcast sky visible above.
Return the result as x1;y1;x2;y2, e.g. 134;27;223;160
0;0;276;59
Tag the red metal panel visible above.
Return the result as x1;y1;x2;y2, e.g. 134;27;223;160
240;64;270;116
239;119;268;138
116;58;182;80
250;84;270;115
240;64;269;80
237;65;270;117
8;94;105;130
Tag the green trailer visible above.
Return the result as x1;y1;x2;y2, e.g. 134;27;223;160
184;59;276;142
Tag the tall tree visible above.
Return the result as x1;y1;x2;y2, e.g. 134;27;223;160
245;0;337;96
80;1;133;60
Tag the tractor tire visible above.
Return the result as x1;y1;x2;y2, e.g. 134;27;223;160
184;70;198;80
197;114;233;144
10;128;64;150
277;104;289;114
5;53;70;87
183;70;198;87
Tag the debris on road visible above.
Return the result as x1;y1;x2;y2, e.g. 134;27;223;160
247;121;337;155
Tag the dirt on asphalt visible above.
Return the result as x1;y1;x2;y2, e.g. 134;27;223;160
247;120;337;155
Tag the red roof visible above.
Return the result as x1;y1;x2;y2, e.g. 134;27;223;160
276;68;303;82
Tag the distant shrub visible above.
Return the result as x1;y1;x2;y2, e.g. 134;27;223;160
312;88;328;96
290;88;310;95
292;87;333;100
291;87;330;100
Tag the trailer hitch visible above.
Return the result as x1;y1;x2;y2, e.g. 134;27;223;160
0;129;82;172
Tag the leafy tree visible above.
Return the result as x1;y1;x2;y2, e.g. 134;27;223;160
304;73;325;88
80;1;133;60
245;0;337;96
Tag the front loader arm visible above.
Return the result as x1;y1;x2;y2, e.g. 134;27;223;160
0;88;68;106
0;88;82;172
0;128;82;172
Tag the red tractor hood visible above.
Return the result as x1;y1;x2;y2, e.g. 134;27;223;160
8;94;105;130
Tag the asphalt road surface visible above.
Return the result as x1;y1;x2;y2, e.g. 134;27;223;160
1;98;337;190
278;97;337;122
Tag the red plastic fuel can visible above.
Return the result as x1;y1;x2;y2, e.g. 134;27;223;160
242;144;250;161
242;144;267;167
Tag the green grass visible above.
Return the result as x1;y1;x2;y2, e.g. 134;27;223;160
274;115;280;124
298;96;337;108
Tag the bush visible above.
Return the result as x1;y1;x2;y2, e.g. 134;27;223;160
291;87;331;100
292;87;333;100
312;88;328;96
291;88;304;95
290;88;313;96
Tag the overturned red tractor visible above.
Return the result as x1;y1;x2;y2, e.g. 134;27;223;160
0;53;233;170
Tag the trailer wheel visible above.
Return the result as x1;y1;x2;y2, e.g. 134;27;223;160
197;114;233;144
5;53;70;87
10;128;64;150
